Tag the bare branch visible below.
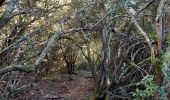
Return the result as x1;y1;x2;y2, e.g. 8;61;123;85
0;65;33;76
0;0;18;30
33;31;62;69
0;29;42;55
155;0;168;53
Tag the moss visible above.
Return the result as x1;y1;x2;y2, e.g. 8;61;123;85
13;64;34;72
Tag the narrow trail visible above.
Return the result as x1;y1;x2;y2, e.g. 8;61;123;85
15;73;95;100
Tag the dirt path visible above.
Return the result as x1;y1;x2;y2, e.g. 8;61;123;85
15;73;95;100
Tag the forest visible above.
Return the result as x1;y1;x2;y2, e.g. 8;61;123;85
0;0;170;100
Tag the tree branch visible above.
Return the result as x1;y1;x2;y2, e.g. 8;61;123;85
155;0;167;53
0;29;41;55
0;65;33;76
0;0;18;30
33;31;62;69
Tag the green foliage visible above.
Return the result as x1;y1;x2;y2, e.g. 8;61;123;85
133;75;157;99
76;53;90;71
159;47;170;99
76;61;90;71
133;88;146;100
150;32;156;41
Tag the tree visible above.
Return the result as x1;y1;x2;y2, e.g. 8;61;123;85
0;0;170;99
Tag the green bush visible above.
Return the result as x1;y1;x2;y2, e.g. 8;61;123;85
132;75;157;99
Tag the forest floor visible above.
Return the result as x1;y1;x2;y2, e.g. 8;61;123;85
14;71;95;100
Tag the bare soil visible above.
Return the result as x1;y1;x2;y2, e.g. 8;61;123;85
14;73;95;100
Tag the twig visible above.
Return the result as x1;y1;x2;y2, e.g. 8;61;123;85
136;0;154;17
0;29;42;55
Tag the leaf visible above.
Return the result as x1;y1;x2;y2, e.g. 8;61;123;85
150;32;156;40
